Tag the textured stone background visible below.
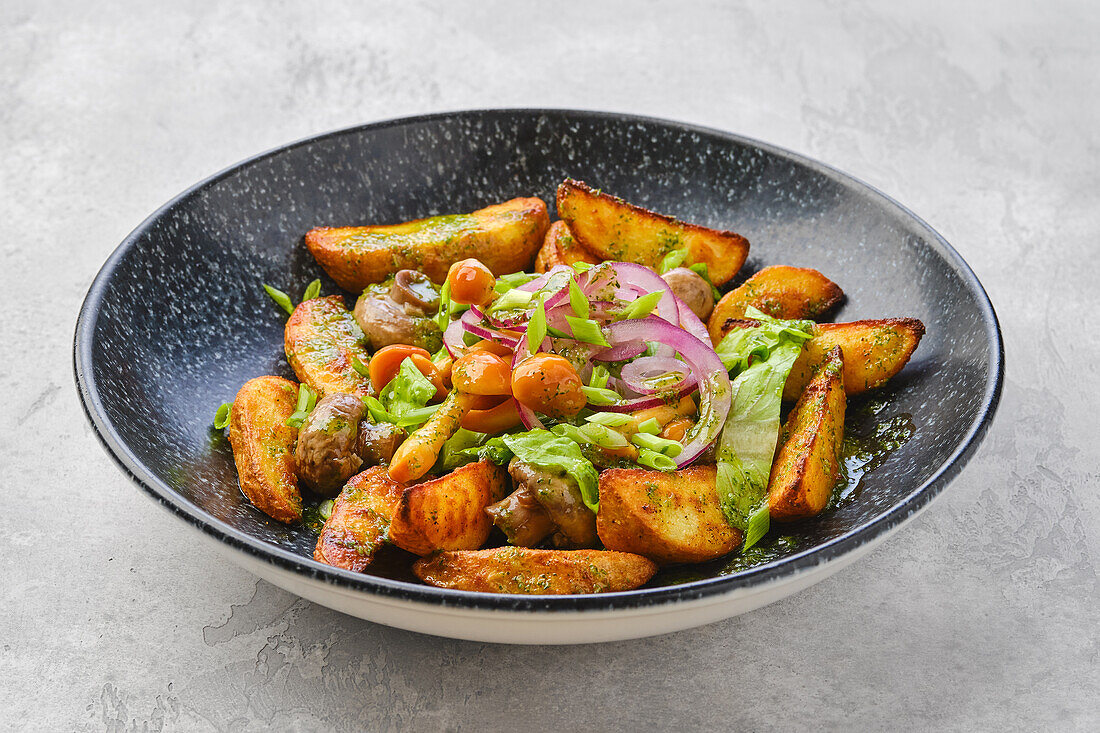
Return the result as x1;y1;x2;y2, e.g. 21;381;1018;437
3;1;1098;730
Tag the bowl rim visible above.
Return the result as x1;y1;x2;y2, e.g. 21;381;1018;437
73;108;1004;613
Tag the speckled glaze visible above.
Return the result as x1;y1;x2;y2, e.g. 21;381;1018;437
74;110;1002;634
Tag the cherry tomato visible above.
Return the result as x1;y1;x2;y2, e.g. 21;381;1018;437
451;350;512;395
469;338;514;358
447;258;496;306
660;417;693;442
368;345;446;400
510;353;586;419
461;397;522;434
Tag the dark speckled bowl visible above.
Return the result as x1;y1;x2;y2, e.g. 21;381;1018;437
74;110;1002;643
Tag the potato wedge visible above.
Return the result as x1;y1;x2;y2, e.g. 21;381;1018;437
596;465;741;565
783;318;925;401
556;179;749;285
387;459;510;556
534;220;601;273
306;197;550;291
314;466;405;571
707;265;843;342
285;295;371;398
413;547;657;594
227;376;301;523
769;347;847;520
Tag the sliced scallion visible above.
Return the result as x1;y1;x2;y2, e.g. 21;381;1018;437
213;402;232;430
585;412;632;427
743;504;771;551
527;299;547;354
318;499;335;520
263;284;294;316
351;355;371;377
658;249;688;274
589;365;610;389
631;432;684;457
435;280;452;331
578;423;629;449
568;278;589;319
581;385;620;406
635;417;661;435
489;288;534;312
302;279;321;301
362;395;394;424
565;316;610;347
624;290;664;320
637;447;677;471
571;262;594;274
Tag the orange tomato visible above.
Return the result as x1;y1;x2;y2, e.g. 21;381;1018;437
461;397;522;434
469;338;513;358
451;350;512;395
369;345;446;400
447;258;496;306
510;353;586;419
660;417;693;442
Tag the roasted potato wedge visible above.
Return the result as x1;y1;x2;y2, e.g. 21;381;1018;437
556;179;749;286
707;265;843;342
387;459;510;556
534;220;601;273
783;318;925;401
314;466;405;571
227;376;301;523
596;465;741;564
285;295;371;398
413;547;657;594
769;347;847;521
306;198;550;291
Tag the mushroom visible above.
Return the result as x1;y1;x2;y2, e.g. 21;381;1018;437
661;267;715;321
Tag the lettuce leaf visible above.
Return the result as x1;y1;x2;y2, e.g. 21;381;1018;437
715;308;814;549
470;428;601;512
375;357;438;428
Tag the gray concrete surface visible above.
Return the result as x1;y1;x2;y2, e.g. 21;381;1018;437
2;1;1098;730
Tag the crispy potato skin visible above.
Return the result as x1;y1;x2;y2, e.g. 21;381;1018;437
534;220;601;273
387;460;510;556
556;179;749;286
413;547;657;594
285;295;371;398
783;319;925;401
707;266;843;342
306;198;549;290
314;466;405;571
769;347;847;521
596;465;741;565
227;376;302;523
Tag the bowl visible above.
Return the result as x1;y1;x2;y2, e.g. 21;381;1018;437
74;109;1003;643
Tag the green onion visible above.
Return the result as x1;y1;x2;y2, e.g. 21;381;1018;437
302;279;321;301
581;385;620;406
571;262;594;274
658;249;689;274
631;432;684;457
568;278;589;319
585;412;632;427
489;288;534;312
637;447;677;471
435;280;452;331
213;402;232;430
624;290;664;320
263;284;294;316
589;365;610;389
362;395;393;423
351;355;371;377
636;417;661;435
743;504;771;551
527;299;547;354
550;423;589;444
495;271;539;293
578;423;629;449
546;325;571;339
565;316;610;347
285;383;318;428
318;499;335;520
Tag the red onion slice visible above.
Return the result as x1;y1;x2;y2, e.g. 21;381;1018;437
620;356;696;395
443;319;468;357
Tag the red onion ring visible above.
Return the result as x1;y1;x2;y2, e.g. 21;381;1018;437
620;356;696;395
